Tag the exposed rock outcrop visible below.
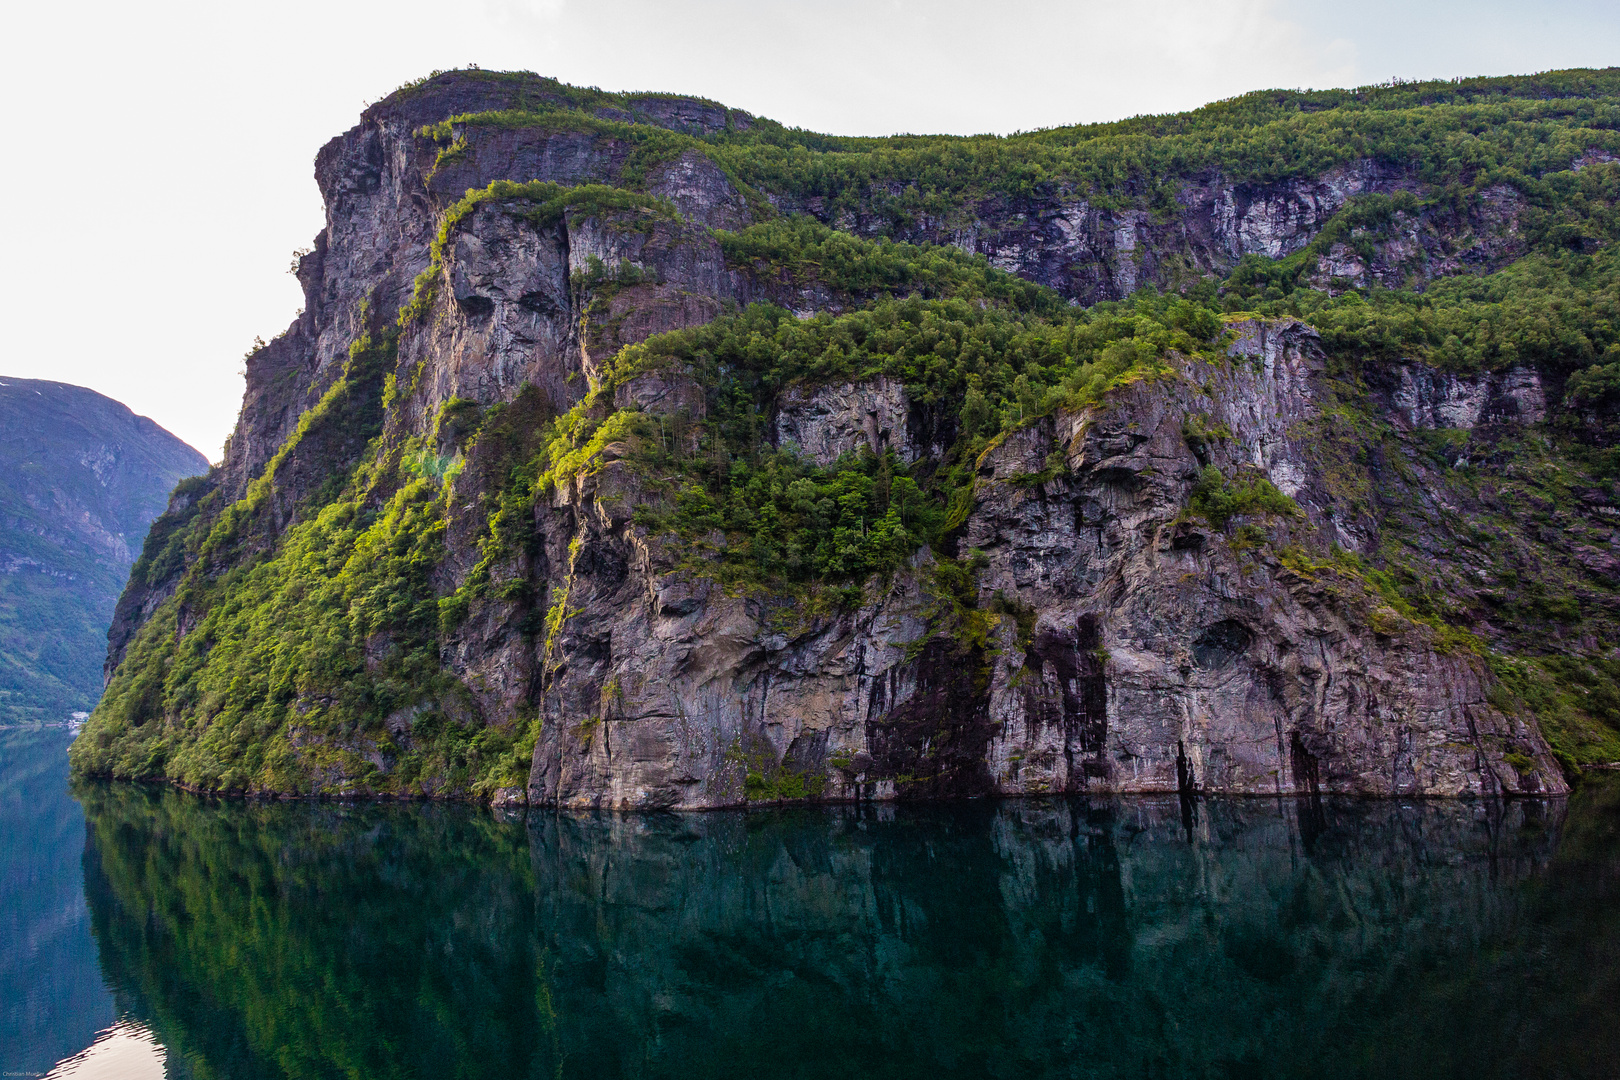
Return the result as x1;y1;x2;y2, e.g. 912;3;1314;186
776;162;1528;303
1391;363;1548;431
774;378;920;466
522;320;1561;807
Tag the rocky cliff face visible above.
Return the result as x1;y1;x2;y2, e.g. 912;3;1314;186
774;160;1532;304
528;319;1558;807
79;69;1620;803
0;379;206;721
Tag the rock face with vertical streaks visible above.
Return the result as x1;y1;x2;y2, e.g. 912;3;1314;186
521;317;1560;808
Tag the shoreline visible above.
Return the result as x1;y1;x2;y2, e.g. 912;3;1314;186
66;772;1586;812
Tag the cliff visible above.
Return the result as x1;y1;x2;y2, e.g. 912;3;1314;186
71;68;1620;803
0;379;207;722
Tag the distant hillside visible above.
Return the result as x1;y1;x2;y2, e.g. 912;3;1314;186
0;379;207;722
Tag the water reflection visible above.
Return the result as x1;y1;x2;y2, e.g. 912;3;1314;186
71;783;1620;1080
41;1019;165;1079
0;727;116;1076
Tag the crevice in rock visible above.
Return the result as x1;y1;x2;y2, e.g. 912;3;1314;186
1290;730;1321;796
1176;739;1198;795
456;294;495;319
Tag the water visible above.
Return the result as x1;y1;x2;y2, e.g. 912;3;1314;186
1;726;119;1078
6;727;1620;1079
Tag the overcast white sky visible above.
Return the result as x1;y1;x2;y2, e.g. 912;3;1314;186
2;0;1616;458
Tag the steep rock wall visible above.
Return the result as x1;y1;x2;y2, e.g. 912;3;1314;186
774;161;1527;303
519;321;1561;808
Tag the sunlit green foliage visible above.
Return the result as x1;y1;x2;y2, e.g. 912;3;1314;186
514;288;1231;590
1188;466;1303;529
71;325;539;795
715;217;1064;311
412;68;1620;225
1563;346;1620;405
1491;655;1620;775
1224;233;1620;376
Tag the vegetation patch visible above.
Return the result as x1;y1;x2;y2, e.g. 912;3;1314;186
70;325;516;797
1188;466;1302;529
1491;656;1620;779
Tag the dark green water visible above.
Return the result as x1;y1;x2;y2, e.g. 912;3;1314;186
8;726;1620;1079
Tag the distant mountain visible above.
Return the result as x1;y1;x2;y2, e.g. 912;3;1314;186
0;378;206;722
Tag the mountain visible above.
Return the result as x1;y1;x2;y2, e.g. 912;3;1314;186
71;67;1620;804
0;379;208;722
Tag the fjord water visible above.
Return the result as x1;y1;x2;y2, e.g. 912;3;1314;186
0;726;120;1077
9;729;1620;1079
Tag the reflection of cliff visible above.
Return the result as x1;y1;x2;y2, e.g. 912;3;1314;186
78;785;552;1080
77;783;1618;1079
1352;779;1620;1077
531;798;1572;1078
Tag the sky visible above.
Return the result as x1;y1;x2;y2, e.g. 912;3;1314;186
1;0;1616;459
